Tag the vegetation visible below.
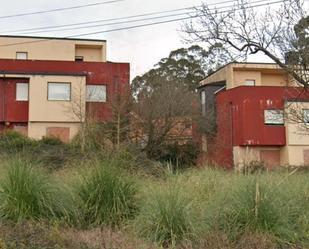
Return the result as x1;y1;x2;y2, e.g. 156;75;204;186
0;132;308;248
76;160;137;227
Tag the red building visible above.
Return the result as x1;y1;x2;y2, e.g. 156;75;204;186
0;35;129;142
199;63;309;169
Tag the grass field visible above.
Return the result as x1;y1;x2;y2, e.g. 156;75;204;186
0;132;308;249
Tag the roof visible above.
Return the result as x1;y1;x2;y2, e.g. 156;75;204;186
200;62;284;87
0;35;106;43
206;62;279;78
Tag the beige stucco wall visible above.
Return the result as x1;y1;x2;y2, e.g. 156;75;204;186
28;122;80;140
200;64;233;86
261;73;288;86
282;101;309;166
28;75;86;122
0;37;106;62
233;146;282;169
200;63;289;89
75;45;104;62
233;70;262;87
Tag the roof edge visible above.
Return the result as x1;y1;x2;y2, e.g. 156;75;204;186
0;34;106;43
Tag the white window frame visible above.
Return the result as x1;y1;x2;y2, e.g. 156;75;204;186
16;83;29;101
264;109;284;125
16;52;28;60
48;82;71;101
86;85;107;102
244;79;255;86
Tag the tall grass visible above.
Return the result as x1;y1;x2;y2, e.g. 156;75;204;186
76;159;137;227
0;159;75;222
203;172;309;247
135;182;199;246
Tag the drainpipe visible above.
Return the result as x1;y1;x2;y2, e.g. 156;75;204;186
229;102;235;168
0;73;5;122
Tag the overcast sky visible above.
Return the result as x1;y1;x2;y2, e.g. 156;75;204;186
0;0;281;79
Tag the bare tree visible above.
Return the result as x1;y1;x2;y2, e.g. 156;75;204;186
131;81;198;159
185;0;309;86
107;81;132;150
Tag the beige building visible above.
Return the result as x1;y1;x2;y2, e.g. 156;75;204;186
0;35;130;142
199;62;309;168
0;35;107;62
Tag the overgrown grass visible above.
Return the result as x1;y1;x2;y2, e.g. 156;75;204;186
0;135;308;248
135;181;199;246
76;159;137;227
0;159;75;222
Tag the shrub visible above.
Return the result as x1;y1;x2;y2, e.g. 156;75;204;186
76;160;137;227
39;136;64;146
135;183;197;246
0;131;34;153
0;159;74;222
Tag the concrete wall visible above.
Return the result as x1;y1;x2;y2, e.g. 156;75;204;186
200;63;289;89
28;122;80;140
283;101;309;166
0;36;106;62
233;146;282;169
28;75;86;123
75;45;104;62
200;64;233;86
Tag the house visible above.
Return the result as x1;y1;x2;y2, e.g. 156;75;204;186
0;35;130;142
198;62;309;169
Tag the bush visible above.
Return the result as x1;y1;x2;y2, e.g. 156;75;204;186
0;131;34;153
0;159;74;222
135;183;198;246
76;160;137;227
148;142;199;169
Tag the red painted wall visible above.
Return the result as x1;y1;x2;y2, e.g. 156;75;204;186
206;86;309;168
0;59;130;122
0;78;29;122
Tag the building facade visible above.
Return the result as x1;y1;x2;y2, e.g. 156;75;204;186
199;62;309;169
0;35;129;142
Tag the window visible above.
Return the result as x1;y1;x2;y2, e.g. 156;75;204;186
303;109;309;123
16;83;29;101
48;83;71;101
201;90;206;116
16;52;28;60
264;110;284;125
86;85;106;102
244;79;255;86
75;56;84;62
201;91;206;105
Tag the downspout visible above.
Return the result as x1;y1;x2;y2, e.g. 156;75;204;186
0;72;5;122
229;102;234;168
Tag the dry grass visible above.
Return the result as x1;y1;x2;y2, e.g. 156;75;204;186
64;228;157;249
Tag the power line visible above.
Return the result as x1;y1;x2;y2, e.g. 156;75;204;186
68;0;286;38
0;0;286;47
0;0;124;20
4;0;274;35
18;11;197;35
2;0;236;34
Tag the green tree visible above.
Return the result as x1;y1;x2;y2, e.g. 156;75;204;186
132;44;233;94
131;45;232;164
